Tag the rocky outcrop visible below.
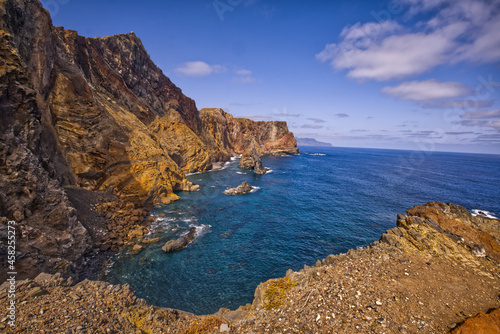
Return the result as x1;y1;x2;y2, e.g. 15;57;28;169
0;0;297;281
451;308;500;333
200;108;299;156
225;202;500;333
161;227;196;253
4;202;500;333
223;181;254;195
0;273;196;333
238;144;268;175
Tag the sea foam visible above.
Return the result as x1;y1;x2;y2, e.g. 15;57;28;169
471;209;498;219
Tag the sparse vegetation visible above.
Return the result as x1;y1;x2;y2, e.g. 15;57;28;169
264;277;297;310
181;316;222;334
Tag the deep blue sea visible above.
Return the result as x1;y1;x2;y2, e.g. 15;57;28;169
104;146;500;315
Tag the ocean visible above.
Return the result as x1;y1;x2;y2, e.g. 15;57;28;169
104;146;500;315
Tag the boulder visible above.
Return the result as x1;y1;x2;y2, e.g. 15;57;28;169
131;244;143;254
223;181;254;195
162;227;197;253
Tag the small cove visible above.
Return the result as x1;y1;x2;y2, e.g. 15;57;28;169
104;147;500;315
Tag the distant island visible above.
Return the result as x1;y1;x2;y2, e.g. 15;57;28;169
296;137;332;147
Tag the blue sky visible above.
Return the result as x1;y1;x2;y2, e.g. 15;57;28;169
44;0;500;154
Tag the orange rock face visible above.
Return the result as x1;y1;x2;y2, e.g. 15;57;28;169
407;202;500;262
451;309;500;334
0;0;298;208
200;108;299;156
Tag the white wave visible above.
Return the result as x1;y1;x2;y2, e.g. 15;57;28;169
209;161;228;172
303;153;326;156
250;186;260;193
230;155;241;161
471;209;498;219
266;169;273;174
236;172;247;175
103;259;115;276
186;224;212;242
186;171;202;176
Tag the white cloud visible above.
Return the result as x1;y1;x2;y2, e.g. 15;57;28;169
460;119;500;132
317;0;500;81
233;76;256;83
454;19;500;63
424;100;494;109
175;61;226;76
381;79;473;102
235;69;252;76
460;110;500;119
398;0;449;17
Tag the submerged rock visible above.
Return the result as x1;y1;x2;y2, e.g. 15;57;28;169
223;181;254;195
161;227;197;253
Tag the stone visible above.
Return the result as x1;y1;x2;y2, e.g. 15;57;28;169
220;323;230;332
142;238;160;244
127;228;144;240
471;244;486;257
162;227;197;253
131;244;143;254
69;292;81;300
223;181;254;195
29;287;47;298
34;273;54;284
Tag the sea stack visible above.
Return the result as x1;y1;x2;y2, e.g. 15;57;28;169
238;144;269;175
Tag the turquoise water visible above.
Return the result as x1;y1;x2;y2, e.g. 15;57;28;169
104;146;500;315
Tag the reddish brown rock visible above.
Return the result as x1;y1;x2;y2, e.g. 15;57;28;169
452;309;500;334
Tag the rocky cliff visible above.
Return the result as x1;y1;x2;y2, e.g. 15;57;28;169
2;202;499;333
200;108;299;156
0;0;297;281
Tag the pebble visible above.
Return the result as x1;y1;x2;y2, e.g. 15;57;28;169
220;323;230;332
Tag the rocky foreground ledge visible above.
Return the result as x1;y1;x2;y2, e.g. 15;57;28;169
2;202;500;333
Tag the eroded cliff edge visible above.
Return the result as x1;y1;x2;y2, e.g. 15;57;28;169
0;0;297;281
2;202;499;333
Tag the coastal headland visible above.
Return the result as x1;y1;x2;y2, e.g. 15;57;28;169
0;0;296;282
1;202;499;333
0;1;499;333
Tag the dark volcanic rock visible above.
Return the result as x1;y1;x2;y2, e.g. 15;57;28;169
161;227;197;253
223;181;254;195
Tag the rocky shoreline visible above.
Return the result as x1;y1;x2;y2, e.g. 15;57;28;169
2;202;499;333
0;0;298;283
1;1;499;333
